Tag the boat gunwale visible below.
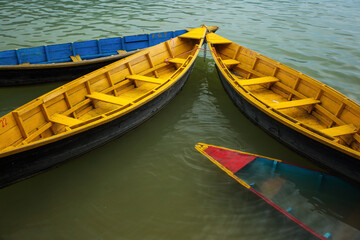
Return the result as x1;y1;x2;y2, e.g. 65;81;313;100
0;50;139;70
0;27;206;158
207;34;360;161
195;143;330;174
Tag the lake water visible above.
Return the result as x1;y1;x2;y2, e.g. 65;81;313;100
0;0;359;239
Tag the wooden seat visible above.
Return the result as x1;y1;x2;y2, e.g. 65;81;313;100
168;58;186;65
223;59;240;67
320;124;357;137
50;113;83;127
270;98;320;110
239;76;279;86
86;92;129;106
127;75;164;84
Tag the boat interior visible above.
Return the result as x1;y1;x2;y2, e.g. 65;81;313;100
208;33;360;152
0;29;204;154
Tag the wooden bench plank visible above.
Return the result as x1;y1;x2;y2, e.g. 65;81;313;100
239;76;279;86
321;124;357;137
222;59;240;66
127;75;164;84
50;113;83;127
168;58;186;65
86;92;129;106
270;98;320;110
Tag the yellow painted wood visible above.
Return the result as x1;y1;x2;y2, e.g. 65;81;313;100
12;111;28;139
206;33;232;44
138;62;168;77
117;50;127;54
145;53;159;78
50;113;83;127
270;98;320;110
0;26;207;156
178;28;205;39
70;55;82;62
86;92;129;106
321;124;357;137
222;59;240;66
239;76;279;86
127;75;164;84
168;58;186;65
207;32;360;162
24;122;53;143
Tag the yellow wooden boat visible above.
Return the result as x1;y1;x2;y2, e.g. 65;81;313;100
0;26;207;188
207;33;360;184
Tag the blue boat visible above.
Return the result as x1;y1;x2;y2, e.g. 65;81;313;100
196;143;360;240
0;26;218;86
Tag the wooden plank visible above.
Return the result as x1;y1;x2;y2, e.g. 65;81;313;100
222;59;240;66
168;58;186;65
234;63;266;78
314;105;346;127
275;82;307;100
165;41;174;58
50;113;83;127
238;76;279;86
61;99;91;117
127;75;164;84
23;122;53;143
86;92;129;106
178;28;204;39
117;50;127;54
137;62;168;77
70;55;82;62
145;53;159;78
12;111;28;139
207;33;232;44
321;124;357;137
270;98;320;110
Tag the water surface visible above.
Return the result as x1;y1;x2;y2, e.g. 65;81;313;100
0;0;359;239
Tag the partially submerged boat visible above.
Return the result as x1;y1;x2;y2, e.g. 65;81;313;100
195;143;360;240
207;33;360;184
0;26;207;188
0;26;217;86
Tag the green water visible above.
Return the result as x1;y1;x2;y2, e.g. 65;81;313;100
0;0;359;239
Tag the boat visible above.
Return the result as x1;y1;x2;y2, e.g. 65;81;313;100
206;33;360;184
0;26;207;188
195;143;360;240
0;26;217;86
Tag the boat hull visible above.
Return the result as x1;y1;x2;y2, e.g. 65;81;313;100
216;65;360;184
0;62;194;188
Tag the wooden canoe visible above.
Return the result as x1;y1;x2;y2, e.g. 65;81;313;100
195;143;360;239
0;26;217;86
0;26;207;188
207;33;360;184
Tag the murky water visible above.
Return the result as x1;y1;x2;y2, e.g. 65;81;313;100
0;0;359;239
